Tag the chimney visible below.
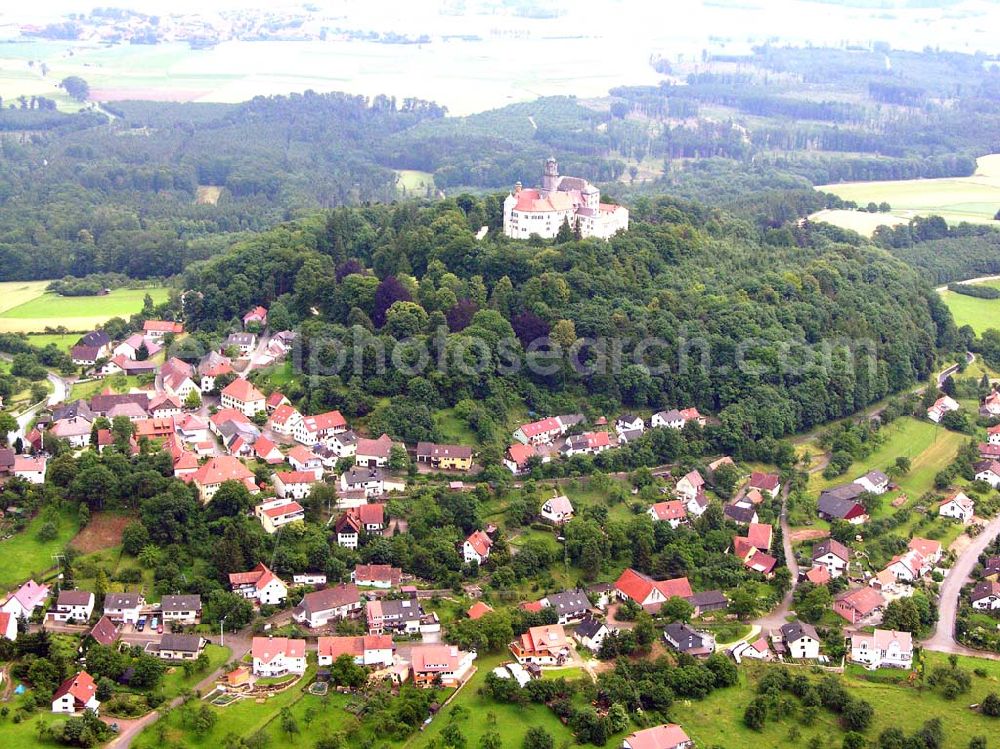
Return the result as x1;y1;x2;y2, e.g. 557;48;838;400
514;181;522;194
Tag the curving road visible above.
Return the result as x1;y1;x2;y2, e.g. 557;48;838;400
922;514;1000;658
753;482;799;633
7;369;69;444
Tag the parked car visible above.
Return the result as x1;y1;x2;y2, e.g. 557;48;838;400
136;617;146;632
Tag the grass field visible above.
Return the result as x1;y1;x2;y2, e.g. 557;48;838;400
939;279;1000;334
813;153;1000;233
159;644;231;699
25;332;77;352
0;505;80;591
395;169;435;197
0;284;170;334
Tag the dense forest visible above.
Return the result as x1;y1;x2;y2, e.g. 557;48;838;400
173;194;950;467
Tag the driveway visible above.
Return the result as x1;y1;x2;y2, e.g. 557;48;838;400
922;515;1000;656
752;483;797;633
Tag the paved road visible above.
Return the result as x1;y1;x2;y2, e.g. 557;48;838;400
753;483;798;633
923;514;1000;656
7;369;69;444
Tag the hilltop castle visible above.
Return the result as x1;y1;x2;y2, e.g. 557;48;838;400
502;157;629;240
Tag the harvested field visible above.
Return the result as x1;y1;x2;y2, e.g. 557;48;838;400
70;513;130;554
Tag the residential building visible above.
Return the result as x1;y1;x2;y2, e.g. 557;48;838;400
13;455;46;484
886;549;928;582
540;495;575;524
648;500;687;528
854;469;890;495
229;563;288;606
254;497;306;533
510;624;571;665
48;590;94;623
818;485;869;524
0;611;17;641
287;445;324;478
467;601;493;621
366;597;431;635
748;471;781;498
971;580;1000;610
155;634;207;661
87;616;119;647
850;629;913;669
614;568;692;613
623;724;692;749
940;491;975;523
502;158;628;240
513;415;571;445
51;671;100;715
161;595;201;624
723;502;758;526
243;306;268;329
1;579;50;619
415;442;474;470
674;470;704;502
834;587;886;624
103;592;144;624
189;455;258;502
253;435;284;465
220;378;267;417
541;589;591;624
410;644;476;688
267;404;303;437
226;332;256;355
317;635;394;668
292;573;328;587
573;616;611;653
148;393;181;419
805;566;832;585
334;504;385;549
616;414;644;435
352;564;402;589
328;429;358;458
688;590;728;616
273;470;319;500
463;530;493;564
251;637;306;677
663;622;715;657
975;460;1000;488
561;430;614;457
504;442;543;474
292;584;362;628
812;538;851;578
143;320;183;338
294;410;348;446
160;357;199;400
779;621;821;659
355;433;394;467
927;395;960;423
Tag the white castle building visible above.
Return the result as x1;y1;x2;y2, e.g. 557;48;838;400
503;157;629;240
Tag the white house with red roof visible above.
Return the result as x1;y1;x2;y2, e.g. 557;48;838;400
975;459;1000;488
540;495;574;524
613;568;692;613
266;391;290;412
410;644;476;687
149;393;181;419
253;435;284;465
1;579;50;619
287;445;323;478
292;411;348;447
939;490;975;523
268;404;303;437
254;497;306;534
160;357;199;400
504;442;546;474
251;636;305;676
886;549;929;582
561;430;613;457
623;724;692;749
143;320;183;338
850;628;913;670
502;158;628;240
989;423;1000;446
748;471;781;498
927;395;960;423
648;500;687;528
220;378;267;417
273;470;320;500
0;610;16;641
317;635;394;668
674;470;705;502
812;539;851;578
51;671;100;715
908;537;942;567
292;584;362;628
13;455;46;484
229;563;288;606
243;306;268;329
463;530;493;564
190;455;258;502
513;416;565;446
354;433;394;466
509;623;571;666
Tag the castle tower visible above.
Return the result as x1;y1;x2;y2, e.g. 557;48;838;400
541;156;559;194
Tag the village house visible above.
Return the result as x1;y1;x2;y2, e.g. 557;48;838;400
198;351;233;392
850;629;913;669
71;330;111;366
573;616;612;653
340;466;403;502
885;549;928;582
254;497;306;533
686;488;709;517
748;471;781;498
334;504;386;549
663;622;715;658
328;429;358;459
561;430;614;457
189;455;258;502
51;671;100;715
510;623;571;666
614;568;693;613
113;333;161;360
504;442;545;474
939;490;975;524
615;414;644;435
355;433;395;467
834;587;886;624
778;621;821;659
13;455;47;484
292;584;362;628
175;412;209;444
273;470;320;500
989;423;1000;446
463;529;493;564
143;319;183;338
161;594;201;625
812;538;851;578
688;590;729;616
252;636;305;677
648;500;687;528
651;407;705;430
540;494;575;524
366;596;434;635
160;357;199;400
149;393;181;419
253;435;284;465
975;459;1000;488
927;395;960;423
818;485;869;524
541;589;591;624
415;442;474;470
294;410;348;446
102;355;158;377
723;501;758;526
352;563;402;589
675;470;705;502
731;637;772;663
971;580;1000;610
0;611;17;641
317;635;394;668
48;590;95;624
267;404;303;437
220;378;267;417
2;580;50;619
229;563;288;606
226;332;257;355
981;391;1000;418
854;469;890;495
49;406;94;448
243;306;268;329
287;445;324;478
154;634;207;661
87;616;119;647
102;592;144;624
409;644;476;688
292;573;328;587
983;555;1000;581
623;724;692;749
467;601;493;621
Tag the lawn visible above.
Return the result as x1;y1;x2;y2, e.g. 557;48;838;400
0;286;170;333
939;279;1000;334
395;169;435;197
25;333;77;353
159;644;232;698
433;407;478;446
0;505;80;590
70;374;145;401
815;153;1000;227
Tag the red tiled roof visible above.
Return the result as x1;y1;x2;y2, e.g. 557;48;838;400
252;636;303;663
649;500;686;522
222;378;265;403
746;523;772;550
465;530;493;557
467;601;493;620
143;320;183;334
518;417;561;438
749;471;780;491
806;566;831;585
625;724;691;749
268;404;300;426
506;443;537;465
192;455;255;487
301;411;347;433
52;671;97;705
